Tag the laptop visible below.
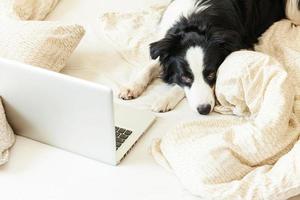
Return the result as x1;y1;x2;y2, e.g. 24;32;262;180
0;58;156;165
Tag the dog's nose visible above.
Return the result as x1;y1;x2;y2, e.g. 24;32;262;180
197;104;211;115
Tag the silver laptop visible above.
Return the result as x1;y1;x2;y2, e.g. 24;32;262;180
0;58;155;165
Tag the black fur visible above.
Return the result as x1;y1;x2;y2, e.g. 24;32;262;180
150;0;292;88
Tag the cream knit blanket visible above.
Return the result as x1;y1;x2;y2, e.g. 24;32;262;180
100;3;300;199
0;97;15;166
152;48;300;199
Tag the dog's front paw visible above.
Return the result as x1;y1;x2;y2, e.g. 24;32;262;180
151;96;177;113
118;84;145;100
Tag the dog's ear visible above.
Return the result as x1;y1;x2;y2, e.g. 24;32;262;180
160;56;187;84
149;34;180;60
211;30;244;52
149;40;164;60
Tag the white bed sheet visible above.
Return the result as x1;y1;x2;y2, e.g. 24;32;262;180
0;0;299;199
0;1;202;200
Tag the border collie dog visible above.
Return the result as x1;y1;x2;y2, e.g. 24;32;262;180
119;0;300;115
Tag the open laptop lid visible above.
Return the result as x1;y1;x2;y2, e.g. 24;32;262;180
0;58;117;164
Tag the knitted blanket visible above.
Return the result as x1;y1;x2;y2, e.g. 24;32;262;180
151;19;300;200
100;3;300;199
0;97;15;166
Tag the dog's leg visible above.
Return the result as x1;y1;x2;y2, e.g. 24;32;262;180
118;61;160;100
151;85;185;112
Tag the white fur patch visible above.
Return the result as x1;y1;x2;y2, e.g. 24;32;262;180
118;62;160;100
195;0;211;13
185;47;215;113
286;0;300;25
151;85;185;112
158;0;210;37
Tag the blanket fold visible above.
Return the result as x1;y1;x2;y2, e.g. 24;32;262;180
0;97;15;166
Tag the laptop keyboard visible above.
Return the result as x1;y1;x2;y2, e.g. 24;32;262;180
115;127;132;150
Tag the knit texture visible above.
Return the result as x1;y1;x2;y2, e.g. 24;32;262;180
0;97;15;166
0;19;85;72
152;49;300;200
0;0;60;20
100;3;300;200
99;1;170;68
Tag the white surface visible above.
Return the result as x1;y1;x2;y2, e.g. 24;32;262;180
1;104;204;200
0;0;299;199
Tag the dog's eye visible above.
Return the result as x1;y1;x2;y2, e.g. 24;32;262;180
207;72;216;81
181;76;192;85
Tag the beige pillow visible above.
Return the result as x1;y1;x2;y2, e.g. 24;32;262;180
0;97;15;166
0;19;85;71
0;0;60;20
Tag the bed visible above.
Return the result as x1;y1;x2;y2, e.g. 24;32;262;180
0;0;299;199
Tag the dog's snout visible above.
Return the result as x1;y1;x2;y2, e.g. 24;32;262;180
197;104;211;115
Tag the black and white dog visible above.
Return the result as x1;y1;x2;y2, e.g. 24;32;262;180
119;0;300;115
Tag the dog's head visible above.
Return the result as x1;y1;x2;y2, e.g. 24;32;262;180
150;18;242;115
